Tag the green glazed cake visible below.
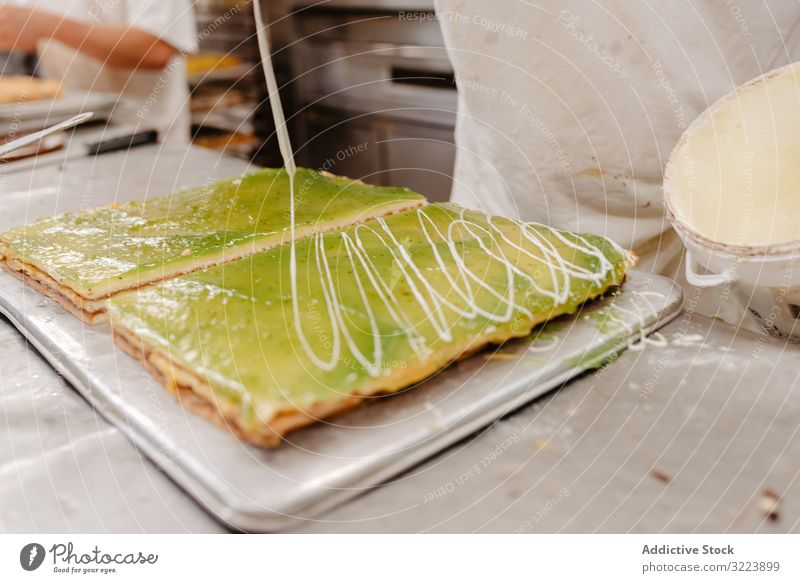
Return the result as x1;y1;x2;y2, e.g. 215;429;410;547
0;168;425;322
108;203;632;447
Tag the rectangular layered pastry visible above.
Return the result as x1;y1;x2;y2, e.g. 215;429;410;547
0;168;425;323
108;203;632;447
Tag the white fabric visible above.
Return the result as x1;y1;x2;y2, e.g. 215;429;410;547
11;0;197;144
434;0;800;280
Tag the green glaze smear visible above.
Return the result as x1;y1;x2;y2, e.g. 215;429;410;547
0;168;424;297
108;203;631;432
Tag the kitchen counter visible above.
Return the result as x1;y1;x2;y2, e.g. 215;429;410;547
1;143;798;533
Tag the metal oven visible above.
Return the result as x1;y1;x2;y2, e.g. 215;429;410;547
265;0;457;201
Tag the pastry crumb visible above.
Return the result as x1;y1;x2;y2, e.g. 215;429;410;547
760;489;780;522
650;469;671;484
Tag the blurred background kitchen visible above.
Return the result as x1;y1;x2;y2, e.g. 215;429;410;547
0;0;456;202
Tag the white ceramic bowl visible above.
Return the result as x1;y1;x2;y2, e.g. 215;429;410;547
664;62;800;340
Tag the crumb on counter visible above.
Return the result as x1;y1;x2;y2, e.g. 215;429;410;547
760;489;780;522
650;469;672;484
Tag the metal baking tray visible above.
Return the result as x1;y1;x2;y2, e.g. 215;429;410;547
0;269;681;531
0;90;119;134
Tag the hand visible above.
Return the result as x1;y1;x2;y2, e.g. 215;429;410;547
0;6;48;53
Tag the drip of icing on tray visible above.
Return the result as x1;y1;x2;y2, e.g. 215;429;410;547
594;291;670;351
251;3;630;378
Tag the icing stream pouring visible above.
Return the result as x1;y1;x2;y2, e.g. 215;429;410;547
250;4;628;377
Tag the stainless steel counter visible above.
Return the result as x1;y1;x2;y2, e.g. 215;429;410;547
1;144;798;533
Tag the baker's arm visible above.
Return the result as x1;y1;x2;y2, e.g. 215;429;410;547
0;6;176;70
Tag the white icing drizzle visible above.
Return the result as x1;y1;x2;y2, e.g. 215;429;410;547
525;335;560;352
599;290;671;351
290;207;628;376
252;3;629;378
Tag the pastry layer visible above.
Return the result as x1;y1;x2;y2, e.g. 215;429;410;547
0;76;62;104
108;203;632;447
0;168;426;318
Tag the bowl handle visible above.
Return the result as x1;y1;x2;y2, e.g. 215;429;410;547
685;251;735;287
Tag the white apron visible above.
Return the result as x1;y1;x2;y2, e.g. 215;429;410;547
435;0;800;329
